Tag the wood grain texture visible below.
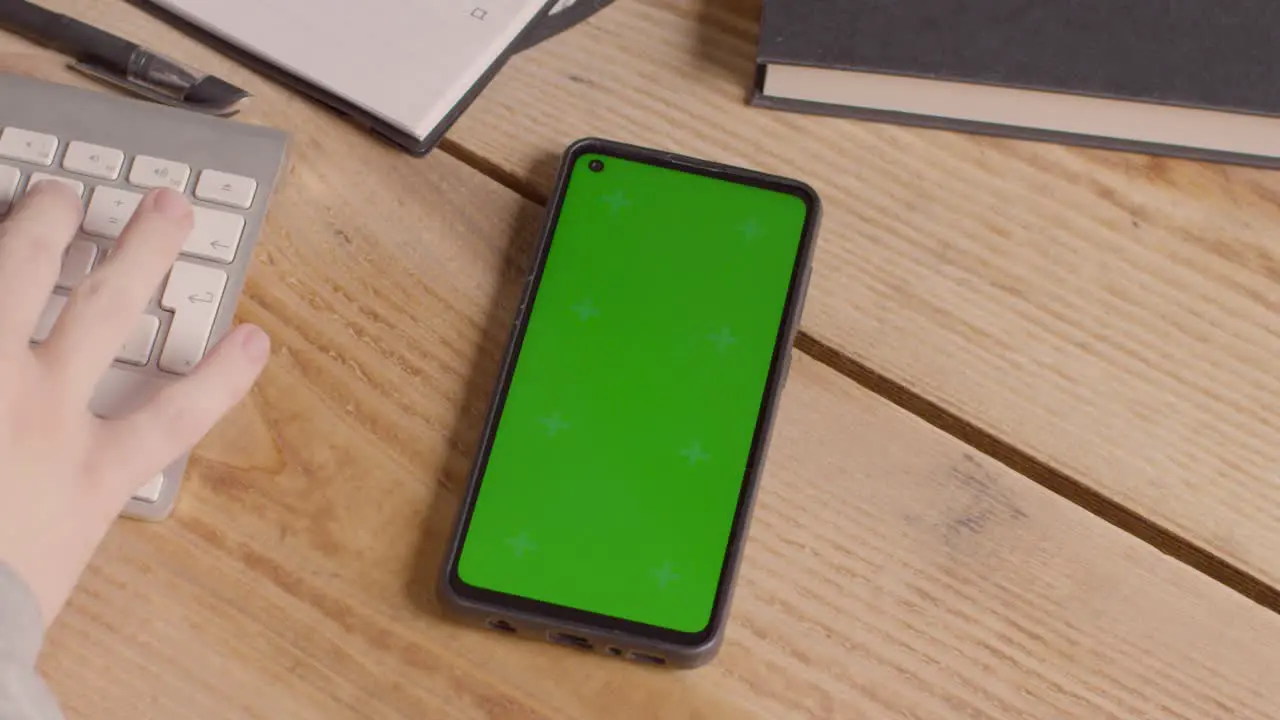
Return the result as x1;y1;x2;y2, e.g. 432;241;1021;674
2;2;1279;718
440;0;1280;589
37;345;1280;720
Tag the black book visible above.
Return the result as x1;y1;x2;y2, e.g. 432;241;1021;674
752;1;1280;167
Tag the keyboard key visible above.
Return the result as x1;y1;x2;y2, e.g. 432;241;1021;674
195;169;257;209
0;165;18;213
29;172;84;198
62;141;124;180
183;207;245;264
128;155;190;192
83;186;143;238
117;314;160;366
134;473;165;503
31;294;67;343
0;127;57;165
56;239;98;289
159;261;227;374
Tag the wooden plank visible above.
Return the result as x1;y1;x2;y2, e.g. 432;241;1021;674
441;0;1280;589
3;4;1279;719
36;346;1280;720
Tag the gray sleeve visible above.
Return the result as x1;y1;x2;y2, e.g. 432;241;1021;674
0;565;62;720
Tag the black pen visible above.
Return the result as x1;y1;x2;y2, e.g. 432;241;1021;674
0;0;249;116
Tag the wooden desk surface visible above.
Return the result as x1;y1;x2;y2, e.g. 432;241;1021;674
4;1;1280;718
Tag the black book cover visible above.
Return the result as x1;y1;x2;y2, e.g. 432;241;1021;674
752;0;1280;166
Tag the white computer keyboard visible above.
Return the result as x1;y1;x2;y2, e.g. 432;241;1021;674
0;72;288;520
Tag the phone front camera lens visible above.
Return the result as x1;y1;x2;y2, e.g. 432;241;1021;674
589;159;605;172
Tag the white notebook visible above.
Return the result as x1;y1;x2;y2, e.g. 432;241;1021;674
145;0;558;149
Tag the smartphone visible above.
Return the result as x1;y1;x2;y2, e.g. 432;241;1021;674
438;138;821;667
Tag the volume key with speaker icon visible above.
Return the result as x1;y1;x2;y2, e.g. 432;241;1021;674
129;154;191;191
62;141;125;180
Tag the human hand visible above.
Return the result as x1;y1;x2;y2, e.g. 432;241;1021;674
0;181;270;626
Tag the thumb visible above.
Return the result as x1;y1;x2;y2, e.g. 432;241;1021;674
94;323;271;498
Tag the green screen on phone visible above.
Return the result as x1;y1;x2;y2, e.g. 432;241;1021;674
455;150;812;635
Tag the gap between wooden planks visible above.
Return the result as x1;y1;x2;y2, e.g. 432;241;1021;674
438;0;1280;605
4;3;1280;717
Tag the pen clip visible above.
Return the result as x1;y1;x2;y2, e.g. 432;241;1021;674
70;60;246;118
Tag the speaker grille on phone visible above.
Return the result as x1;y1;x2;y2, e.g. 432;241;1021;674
548;632;593;650
486;618;517;633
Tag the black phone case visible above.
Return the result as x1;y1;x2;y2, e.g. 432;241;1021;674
436;137;823;668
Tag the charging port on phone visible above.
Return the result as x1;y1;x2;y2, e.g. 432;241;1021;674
548;632;592;650
627;652;667;665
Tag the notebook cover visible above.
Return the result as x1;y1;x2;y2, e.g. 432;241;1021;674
755;0;1280;117
515;0;614;52
129;0;615;156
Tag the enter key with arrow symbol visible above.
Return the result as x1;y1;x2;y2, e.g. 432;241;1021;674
159;261;228;375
